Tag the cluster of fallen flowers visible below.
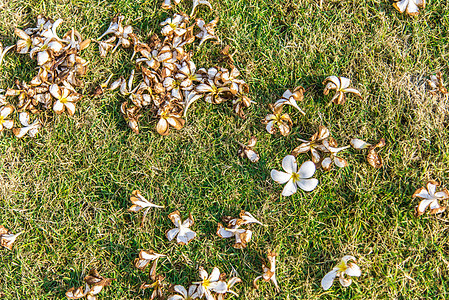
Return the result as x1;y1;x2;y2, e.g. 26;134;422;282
0;15;90;137
95;11;253;135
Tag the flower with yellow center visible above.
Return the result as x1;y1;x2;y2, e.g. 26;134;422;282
50;84;80;116
321;255;361;290
193;267;227;300
271;155;318;196
0;105;14;132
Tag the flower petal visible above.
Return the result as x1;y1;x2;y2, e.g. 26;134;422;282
166;228;179;241
297;160;316;179
345;263;361;277
270;170;291;184
209;267;220;282
282;155;297;174
321;269;337;290
282;178;297;196
297;178;318;192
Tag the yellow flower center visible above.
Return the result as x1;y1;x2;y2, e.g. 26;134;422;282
60;97;68;104
202;279;211;288
291;172;300;182
337;261;347;273
170;23;176;29
0;116;4;124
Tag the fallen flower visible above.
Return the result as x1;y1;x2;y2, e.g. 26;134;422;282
228;211;264;227
0;105;14;132
321;255;361;290
271;155;318;196
253;250;279;291
128;190;164;225
13;112;41;138
166;211;197;245
141;274;166;300
217;223;252;249
393;0;425;16
134;250;166;281
350;138;386;168
168;284;200;300
427;71;448;96
262;104;293;136
196;17;219;46
192;267;227;300
291;125;330;162
323;76;362;105
50;83;80;116
321;139;350;171
162;0;182;10
217;276;242;300
67;269;115;300
413;180;448;216
0;226;22;250
238;136;259;163
274;87;306;115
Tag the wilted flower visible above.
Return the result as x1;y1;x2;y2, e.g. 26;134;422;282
0;105;14;132
253;250;279;291
156;106;185;136
262;104;293;136
14;28;33;54
0;226;22;250
271;155;318;196
66;269;115;300
191;0;213;16
134;250;166;280
141;274;166;300
350;138;386;168
321;256;361;290
321;139;350;171
128;190;164;225
216;276;242;300
166;210;197;245
168;284;200;300
427;71;447;96
291;126;329;162
160;14;188;37
196;18;219;46
13;112;41;138
192;267;227;300
413;180;448;216
227;211;264;227
393;0;425;16
323;76;362;105
0;42;14;66
238;136;259;163
217;223;252;249
274;87;306;115
50;84;80;116
120;101;141;134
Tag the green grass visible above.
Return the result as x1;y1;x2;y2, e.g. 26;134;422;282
1;0;449;299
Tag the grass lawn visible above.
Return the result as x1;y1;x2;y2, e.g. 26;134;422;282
1;0;449;299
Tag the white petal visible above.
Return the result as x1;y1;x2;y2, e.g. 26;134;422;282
321;269;337;290
282;178;298;196
166;228;179;241
350;138;371;150
297;178;319;192
339;276;352;287
282;155;297;174
173;285;188;298
345;263;361;277
53;100;64;113
297;161;316;179
270;170;291;184
417;199;433;214
209;267;221;282
209;281;227;293
321;157;333;170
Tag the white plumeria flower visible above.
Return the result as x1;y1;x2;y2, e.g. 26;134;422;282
128;190;164;225
323;76;362;105
160;14;187;36
166;211;197;245
393;0;425;16
217;223;252;249
271;155;318;196
321;255;361;290
193;267;227;300
274;87;306;115
0;105;14;132
0;226;23;250
50;84;80;116
134;249;166;271
196;18;219;46
13;112;41;138
14;28;33;54
413;180;448;216
0;42;14;66
168;284;200;300
191;0;213;16
253;250;279;291
321;140;350;171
